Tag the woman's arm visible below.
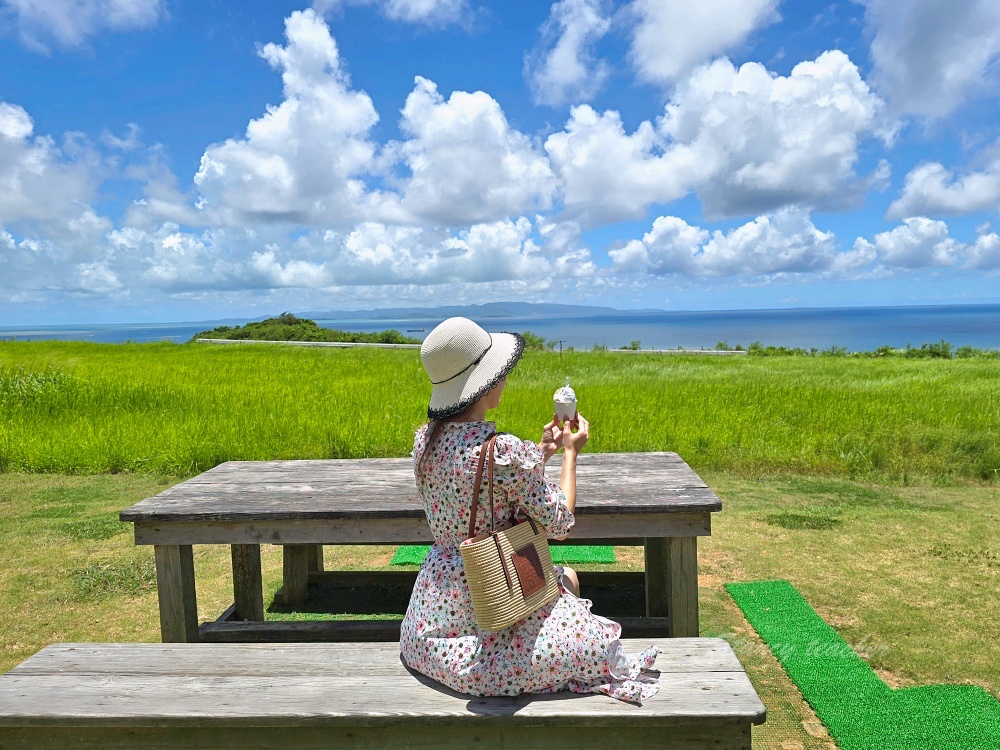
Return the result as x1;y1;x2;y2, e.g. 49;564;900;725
559;414;589;514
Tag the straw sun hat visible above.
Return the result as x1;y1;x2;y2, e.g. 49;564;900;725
420;317;525;419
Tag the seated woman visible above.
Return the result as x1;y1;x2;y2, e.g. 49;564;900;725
399;317;660;704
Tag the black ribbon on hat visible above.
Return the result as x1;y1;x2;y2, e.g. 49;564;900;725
430;340;493;385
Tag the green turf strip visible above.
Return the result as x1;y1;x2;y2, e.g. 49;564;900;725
726;579;999;750
389;544;615;565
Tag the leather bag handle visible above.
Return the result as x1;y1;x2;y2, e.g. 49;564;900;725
468;431;516;592
468;432;500;539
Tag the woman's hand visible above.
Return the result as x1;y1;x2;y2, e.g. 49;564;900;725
561;413;590;456
540;415;562;463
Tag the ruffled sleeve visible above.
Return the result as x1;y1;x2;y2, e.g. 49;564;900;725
412;423;432;475
492;434;575;540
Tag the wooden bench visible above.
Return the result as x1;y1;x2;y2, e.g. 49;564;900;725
0;638;765;749
120;452;722;643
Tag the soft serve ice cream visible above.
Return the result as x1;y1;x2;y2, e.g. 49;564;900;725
553;377;578;424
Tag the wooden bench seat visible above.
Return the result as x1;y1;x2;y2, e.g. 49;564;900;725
0;638;765;749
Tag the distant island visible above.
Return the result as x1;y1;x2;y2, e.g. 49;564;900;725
298;302;662;320
190;313;564;352
190;313;421;344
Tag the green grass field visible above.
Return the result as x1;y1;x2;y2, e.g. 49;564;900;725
1;340;998;481
1;341;997;749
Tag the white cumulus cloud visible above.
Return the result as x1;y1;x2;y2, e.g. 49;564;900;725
626;0;779;86
57;214;595;297
864;0;1000;118
73;262;122;294
192;11;557;229
664;51;895;218
965;227;1000;270
394;77;557;225
610;208;868;278
2;0;162;52
525;0;612;107
0;227;14;251
246;248;331;289
860;217;961;268
311;0;466;25
0;101;100;225
545;106;685;224
888;157;1000;218
327;217;589;285
193;9;384;228
547;51;893;223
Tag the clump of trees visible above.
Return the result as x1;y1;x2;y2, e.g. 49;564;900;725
743;339;998;359
190;313;420;344
521;330;558;350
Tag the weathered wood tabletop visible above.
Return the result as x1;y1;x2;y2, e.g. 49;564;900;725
120;452;722;644
121;452;720;522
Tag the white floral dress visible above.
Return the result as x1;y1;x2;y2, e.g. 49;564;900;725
399;420;660;704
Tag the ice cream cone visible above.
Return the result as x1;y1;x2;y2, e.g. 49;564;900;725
553;377;578;424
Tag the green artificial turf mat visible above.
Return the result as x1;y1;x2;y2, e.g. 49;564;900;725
389;545;432;565
551;546;615;564
390;545;615;565
726;579;1000;750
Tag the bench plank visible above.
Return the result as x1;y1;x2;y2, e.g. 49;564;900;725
2;724;752;750
0;673;760;722
1;639;763;749
6;639;745;677
0;640;764;727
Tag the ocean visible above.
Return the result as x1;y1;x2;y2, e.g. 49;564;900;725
2;304;999;352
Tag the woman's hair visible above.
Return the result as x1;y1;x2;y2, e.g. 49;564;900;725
416;419;444;478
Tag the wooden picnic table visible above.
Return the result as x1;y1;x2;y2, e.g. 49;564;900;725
120;452;722;643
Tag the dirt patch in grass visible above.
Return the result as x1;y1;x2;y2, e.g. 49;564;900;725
873;666;919;690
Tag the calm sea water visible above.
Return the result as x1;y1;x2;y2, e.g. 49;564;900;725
2;304;999;351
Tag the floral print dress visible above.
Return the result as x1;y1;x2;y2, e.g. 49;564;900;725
399;420;660;704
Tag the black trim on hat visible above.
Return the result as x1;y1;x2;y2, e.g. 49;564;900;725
427;332;525;420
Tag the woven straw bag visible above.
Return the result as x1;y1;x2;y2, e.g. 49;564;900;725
459;432;560;632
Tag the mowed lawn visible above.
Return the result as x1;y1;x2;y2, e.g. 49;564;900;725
0;472;995;750
0;341;997;749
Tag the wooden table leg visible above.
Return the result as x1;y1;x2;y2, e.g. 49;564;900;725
282;544;310;606
154;545;199;642
231;544;264;621
645;536;699;637
307;544;324;573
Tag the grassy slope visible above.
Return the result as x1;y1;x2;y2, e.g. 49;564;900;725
1;341;998;481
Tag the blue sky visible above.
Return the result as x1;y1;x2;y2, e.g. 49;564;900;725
2;0;1000;324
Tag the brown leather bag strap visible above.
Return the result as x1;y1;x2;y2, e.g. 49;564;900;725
468;432;500;539
488;431;497;532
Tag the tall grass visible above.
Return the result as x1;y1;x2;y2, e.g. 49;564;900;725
0;341;997;482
